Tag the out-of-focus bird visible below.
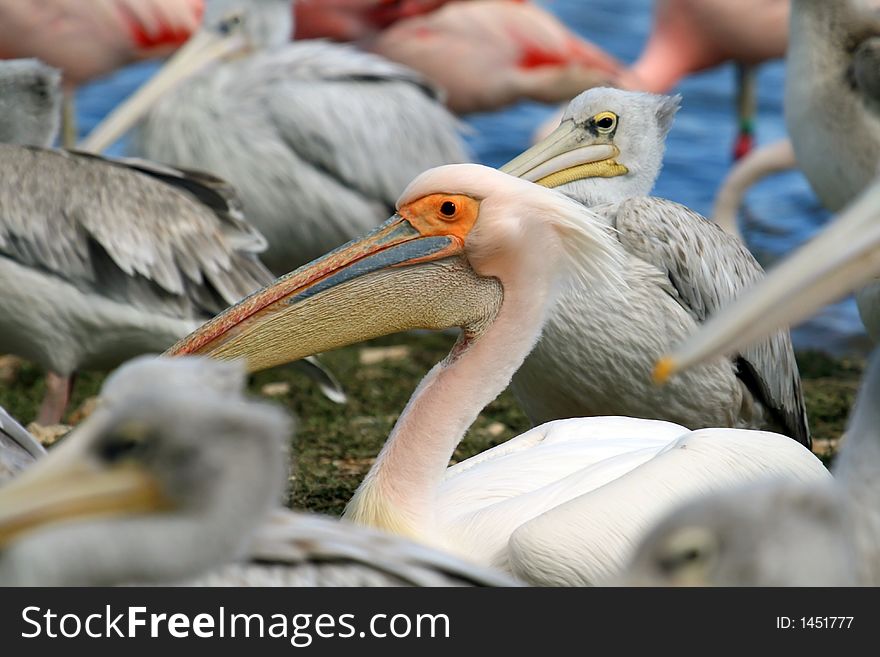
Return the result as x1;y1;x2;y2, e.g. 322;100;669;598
0;59;62;147
501;88;809;445
622;349;880;587
164;164;828;585
0;356;516;586
0;59;342;425
294;0;457;42
366;0;623;114
80;0;468;274
0;406;45;484
713;0;880;238
0;0;203;145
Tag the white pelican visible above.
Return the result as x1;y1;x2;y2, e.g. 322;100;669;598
0;58;341;424
165;164;829;585
0;355;515;586
80;0;468;275
0;406;44;483
499;87;810;445
621;349;880;587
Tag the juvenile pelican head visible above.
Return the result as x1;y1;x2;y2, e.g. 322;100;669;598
0;356;291;586
166;164;624;372
619;483;856;586
502;87;681;204
0;59;61;148
79;0;293;153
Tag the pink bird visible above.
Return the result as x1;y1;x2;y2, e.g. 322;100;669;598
366;0;623;114
294;0;458;42
0;0;203;88
620;0;790;159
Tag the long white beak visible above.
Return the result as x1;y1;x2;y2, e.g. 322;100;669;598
78;28;248;153
655;179;880;382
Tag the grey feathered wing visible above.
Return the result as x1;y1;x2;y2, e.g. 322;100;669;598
594;197;811;447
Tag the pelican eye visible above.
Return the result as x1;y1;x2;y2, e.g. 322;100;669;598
218;12;244;35
97;421;152;463
439;200;458;218
655;526;719;576
594;112;618;133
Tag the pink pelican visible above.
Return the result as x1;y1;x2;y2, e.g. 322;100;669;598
164;164;828;584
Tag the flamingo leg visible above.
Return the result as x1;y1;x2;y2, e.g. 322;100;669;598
36;371;75;426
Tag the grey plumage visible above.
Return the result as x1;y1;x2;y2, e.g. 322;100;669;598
0;356;516;587
132;0;468;274
0;406;44;483
0;59;60;147
620;350;880;587
508;88;809;445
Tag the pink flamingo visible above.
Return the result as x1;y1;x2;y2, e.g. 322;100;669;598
0;0;203;144
295;0;622;114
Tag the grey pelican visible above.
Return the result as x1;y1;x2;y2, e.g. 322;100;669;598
164;164;829;585
499;87;810;445
0;59;340;425
621;349;880;587
80;0;468;274
0;355;515;586
0;59;61;147
0;406;44;483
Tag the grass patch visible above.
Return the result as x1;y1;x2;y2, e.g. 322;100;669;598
0;340;860;516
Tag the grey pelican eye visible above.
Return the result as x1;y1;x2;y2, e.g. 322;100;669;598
655;526;719;576
594;112;618;133
218;13;244;36
97;421;152;463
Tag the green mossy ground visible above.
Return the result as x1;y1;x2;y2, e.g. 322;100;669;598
0;337;862;516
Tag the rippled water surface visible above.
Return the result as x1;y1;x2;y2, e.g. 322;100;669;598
74;0;866;354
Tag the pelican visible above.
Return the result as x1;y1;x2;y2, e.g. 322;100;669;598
621;349;880;587
0;60;340;425
0;0;203;145
712;0;880;238
0;59;62;147
80;0;468;274
1;406;44;483
653;179;880;388
0;355;515;586
500;88;810;445
165;164;829;585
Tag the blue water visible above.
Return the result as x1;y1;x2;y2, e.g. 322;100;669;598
73;0;865;354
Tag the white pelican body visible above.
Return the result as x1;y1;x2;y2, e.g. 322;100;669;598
623;350;880;587
0;356;515;587
82;0;468;274
168;164;827;585
501;88;809;444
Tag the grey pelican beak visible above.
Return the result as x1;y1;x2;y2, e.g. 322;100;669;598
165;208;503;373
0;429;169;548
654;180;880;383
78;25;249;153
500;119;628;187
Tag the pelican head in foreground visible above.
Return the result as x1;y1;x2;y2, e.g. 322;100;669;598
0;59;61;147
167;165;828;584
502;87;809;442
622;349;880;587
0;355;516;586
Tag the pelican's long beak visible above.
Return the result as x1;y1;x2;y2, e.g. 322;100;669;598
165;213;503;372
654;180;880;383
78;26;248;153
500;119;628;187
0;438;168;548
